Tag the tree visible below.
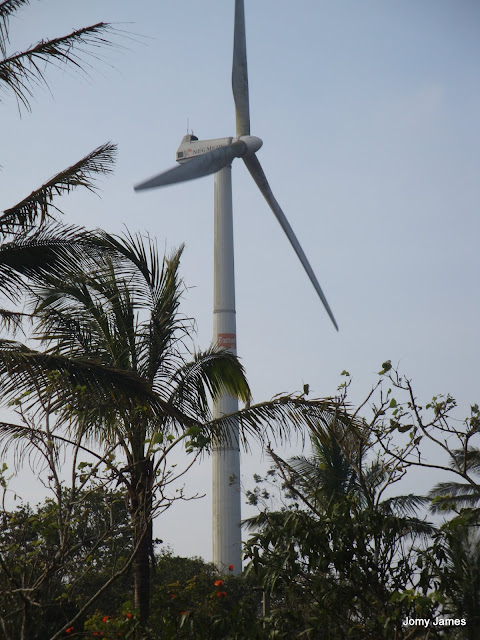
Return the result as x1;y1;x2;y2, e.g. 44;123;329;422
0;234;250;629
144;552;263;640
0;486;133;640
0;231;343;632
242;364;480;639
244;413;437;639
365;363;480;508
429;447;480;514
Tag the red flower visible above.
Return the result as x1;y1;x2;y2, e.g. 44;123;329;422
228;564;234;571
102;616;110;623
214;579;224;587
65;628;74;635
125;613;132;619
169;593;176;599
216;590;227;598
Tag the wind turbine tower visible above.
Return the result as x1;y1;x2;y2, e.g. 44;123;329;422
134;0;338;573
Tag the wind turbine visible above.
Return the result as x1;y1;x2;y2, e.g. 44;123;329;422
134;0;338;573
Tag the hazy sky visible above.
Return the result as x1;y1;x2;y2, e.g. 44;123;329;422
2;0;479;561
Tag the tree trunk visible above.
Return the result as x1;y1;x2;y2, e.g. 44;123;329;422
130;457;154;629
134;519;151;624
20;600;31;640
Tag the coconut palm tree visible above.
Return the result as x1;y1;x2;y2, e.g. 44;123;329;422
428;449;480;638
0;232;338;629
0;233;249;625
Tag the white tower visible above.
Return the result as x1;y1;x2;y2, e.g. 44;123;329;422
212;166;242;573
134;0;338;576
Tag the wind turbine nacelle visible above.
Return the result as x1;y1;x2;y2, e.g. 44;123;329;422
176;135;233;163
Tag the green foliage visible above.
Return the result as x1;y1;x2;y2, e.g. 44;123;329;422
0;487;132;639
243;420;439;639
84;610;138;639
79;554;264;640
146;553;263;640
428;516;480;636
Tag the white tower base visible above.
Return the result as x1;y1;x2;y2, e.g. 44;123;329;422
212;165;242;574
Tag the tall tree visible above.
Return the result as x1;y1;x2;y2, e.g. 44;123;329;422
0;232;341;631
5;234;250;626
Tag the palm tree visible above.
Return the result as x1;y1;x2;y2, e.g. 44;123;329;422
0;233;250;625
276;418;429;520
0;232;338;629
428;449;480;638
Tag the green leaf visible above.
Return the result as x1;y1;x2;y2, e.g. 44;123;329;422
397;424;412;433
378;360;392;375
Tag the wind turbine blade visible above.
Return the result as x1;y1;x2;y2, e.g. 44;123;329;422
243;154;339;331
232;0;250;137
134;142;247;191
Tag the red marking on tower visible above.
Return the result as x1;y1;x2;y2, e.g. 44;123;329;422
217;333;236;350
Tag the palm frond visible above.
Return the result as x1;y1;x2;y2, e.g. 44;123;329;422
289;432;356;507
243;510;290;533
33;252;149;371
0;0;29;57
0;419;46;467
0;22;113;111
103;232;185;309
204;396;346;451
0;224;112;299
0;307;28;333
379;511;435;538
448;447;480;475
166;347;251;421
286;454;319;481
363;460;388;495
0;338;161;417
34;286;114;362
0;143;117;231
429;481;480;513
99;234;192;383
380;494;430;517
